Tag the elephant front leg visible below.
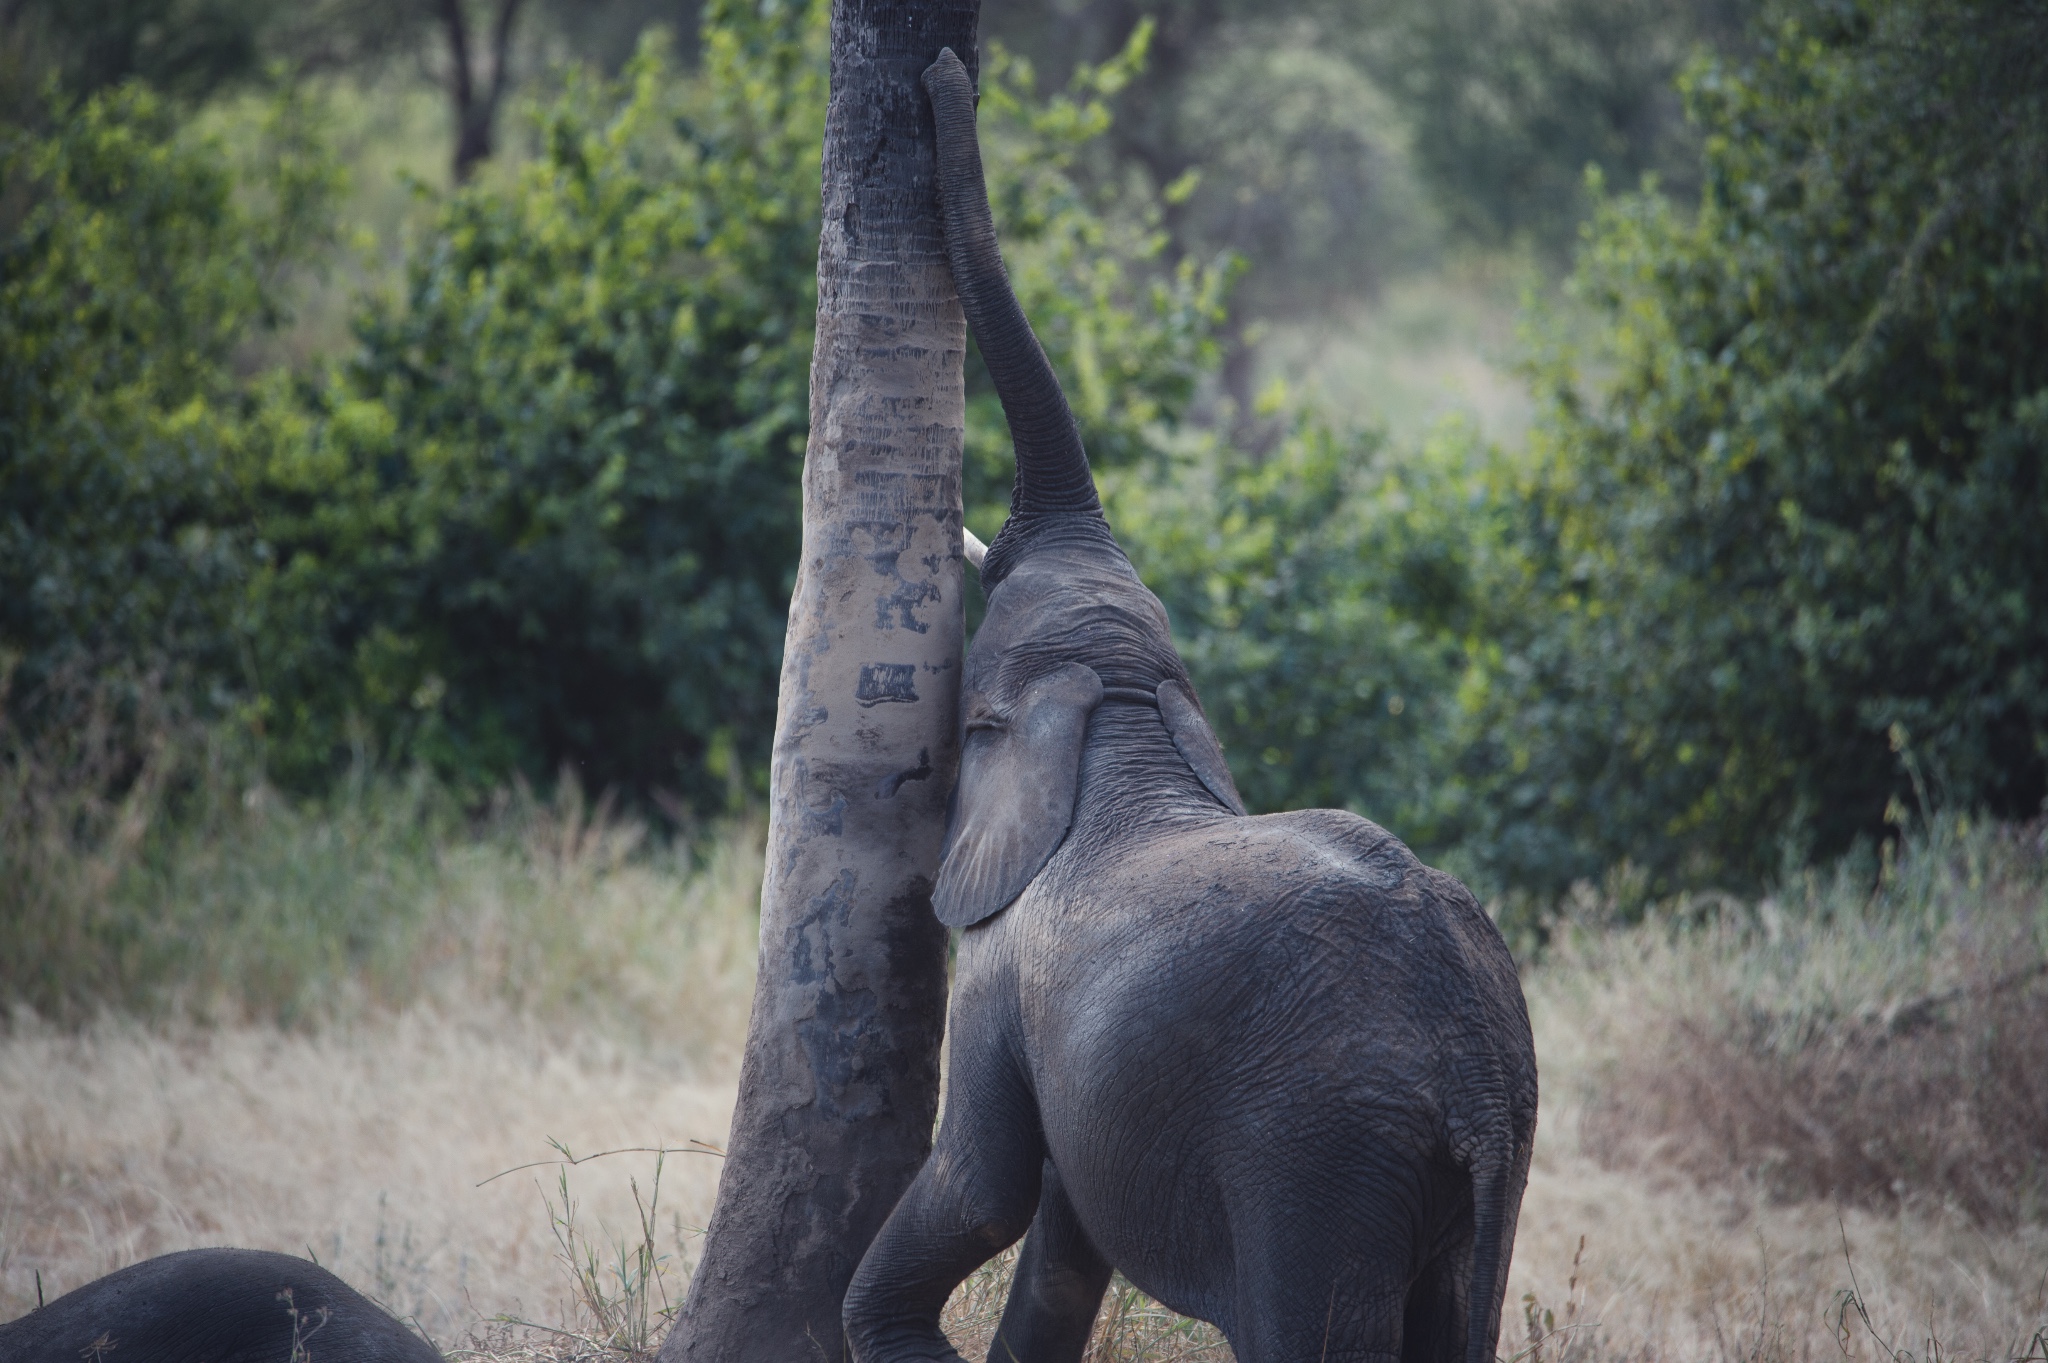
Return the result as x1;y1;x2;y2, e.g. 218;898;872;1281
844;1117;1045;1361
987;1159;1113;1363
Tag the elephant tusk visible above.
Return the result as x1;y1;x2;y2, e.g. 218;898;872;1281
962;526;988;569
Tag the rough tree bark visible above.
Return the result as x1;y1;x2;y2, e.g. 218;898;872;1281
657;3;980;1360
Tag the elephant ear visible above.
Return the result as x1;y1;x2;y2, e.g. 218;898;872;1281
933;662;1104;928
1157;679;1247;816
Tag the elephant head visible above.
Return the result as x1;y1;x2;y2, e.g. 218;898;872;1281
922;48;1246;931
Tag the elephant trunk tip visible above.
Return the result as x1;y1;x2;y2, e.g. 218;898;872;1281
924;39;1103;522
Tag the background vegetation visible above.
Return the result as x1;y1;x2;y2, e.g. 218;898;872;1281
3;0;2045;1096
2;0;2045;1348
9;0;2042;911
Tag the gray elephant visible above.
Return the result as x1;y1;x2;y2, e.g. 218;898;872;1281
839;50;1538;1363
0;1248;442;1363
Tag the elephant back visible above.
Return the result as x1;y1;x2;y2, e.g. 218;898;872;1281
0;1248;443;1363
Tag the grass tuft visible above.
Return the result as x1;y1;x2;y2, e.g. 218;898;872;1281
1555;814;2048;1225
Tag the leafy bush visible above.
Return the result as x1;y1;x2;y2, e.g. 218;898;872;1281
0;82;337;711
1487;0;2048;890
0;2;1226;812
1110;413;1503;853
245;12;826;801
249;9;1228;803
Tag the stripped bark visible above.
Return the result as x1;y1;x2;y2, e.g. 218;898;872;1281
657;2;979;1359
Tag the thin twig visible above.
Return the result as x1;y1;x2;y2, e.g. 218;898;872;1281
476;1142;723;1188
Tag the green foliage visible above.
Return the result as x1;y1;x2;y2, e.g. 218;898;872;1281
3;0;276;106
0;2;1232;812
1109;415;1500;851
245;8;1227;804
1364;0;1748;254
246;11;826;801
14;0;2041;907
1495;0;2048;890
0;82;339;706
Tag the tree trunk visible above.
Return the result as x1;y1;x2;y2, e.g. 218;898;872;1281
437;0;523;183
658;3;979;1360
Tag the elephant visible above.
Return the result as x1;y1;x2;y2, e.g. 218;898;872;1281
838;49;1539;1363
0;1248;442;1363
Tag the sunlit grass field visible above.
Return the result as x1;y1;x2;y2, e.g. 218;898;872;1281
3;709;2044;1360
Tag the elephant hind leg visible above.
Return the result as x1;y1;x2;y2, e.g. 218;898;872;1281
987;1159;1114;1363
1224;1232;1408;1363
1400;1239;1473;1363
843;1073;1045;1361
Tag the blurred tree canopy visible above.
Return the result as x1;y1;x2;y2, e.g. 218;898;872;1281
1360;0;1750;251
0;0;706;175
3;0;2042;900
984;0;1752;320
1;0;1227;811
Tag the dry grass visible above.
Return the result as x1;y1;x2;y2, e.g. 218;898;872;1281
5;731;2047;1362
1559;816;2048;1226
0;1011;735;1338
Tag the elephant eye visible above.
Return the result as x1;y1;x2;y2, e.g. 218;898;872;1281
963;699;1003;733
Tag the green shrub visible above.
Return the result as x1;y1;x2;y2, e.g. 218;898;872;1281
1;3;1226;812
246;11;1228;804
1487;0;2048;891
242;13;825;801
0;81;337;711
1110;412;1505;855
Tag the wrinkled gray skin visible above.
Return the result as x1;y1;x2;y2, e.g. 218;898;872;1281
840;51;1538;1363
0;1248;443;1363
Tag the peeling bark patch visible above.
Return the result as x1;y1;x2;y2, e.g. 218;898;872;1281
798;986;886;1121
875;748;933;799
793;757;847;837
856;662;919;706
848;469;944;633
874;576;941;632
790;868;857;986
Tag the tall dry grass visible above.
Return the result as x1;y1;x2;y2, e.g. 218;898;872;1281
5;691;2047;1360
1553;815;2048;1225
1;683;764;1339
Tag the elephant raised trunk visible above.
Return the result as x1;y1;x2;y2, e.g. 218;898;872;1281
925;49;1102;528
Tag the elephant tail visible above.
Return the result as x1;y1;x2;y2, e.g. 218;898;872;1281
1455;1100;1532;1363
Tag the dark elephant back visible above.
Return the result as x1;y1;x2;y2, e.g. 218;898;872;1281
997;804;1536;1342
0;1248;442;1363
